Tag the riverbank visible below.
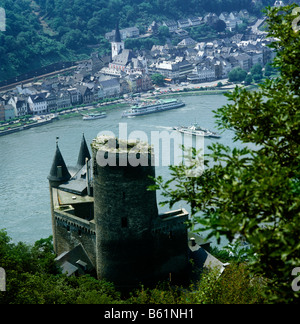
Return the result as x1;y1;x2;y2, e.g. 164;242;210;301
0;117;56;137
0;84;256;137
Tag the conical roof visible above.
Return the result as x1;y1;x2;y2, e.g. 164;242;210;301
48;144;71;183
77;134;91;169
114;21;122;43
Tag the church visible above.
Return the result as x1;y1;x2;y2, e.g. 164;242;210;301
102;23;148;77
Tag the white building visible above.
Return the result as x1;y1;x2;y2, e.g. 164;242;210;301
28;95;48;115
8;96;29;117
96;78;120;99
219;11;242;31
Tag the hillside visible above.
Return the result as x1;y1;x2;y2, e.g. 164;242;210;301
0;0;274;82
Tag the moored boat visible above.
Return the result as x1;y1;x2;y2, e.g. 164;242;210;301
83;112;107;120
122;98;185;117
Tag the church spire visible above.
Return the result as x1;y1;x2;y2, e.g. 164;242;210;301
48;140;71;186
111;20;124;59
114;20;122;43
77;133;91;169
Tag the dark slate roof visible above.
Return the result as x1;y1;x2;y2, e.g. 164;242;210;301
58;164;89;196
55;244;95;276
48;144;71;183
114;21;122;43
77;134;91;169
99;78;120;89
112;49;136;66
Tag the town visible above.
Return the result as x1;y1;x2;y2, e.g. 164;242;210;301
0;4;282;123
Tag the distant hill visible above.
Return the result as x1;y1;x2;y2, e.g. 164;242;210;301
0;0;273;82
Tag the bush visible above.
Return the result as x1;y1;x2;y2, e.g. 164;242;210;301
188;264;266;304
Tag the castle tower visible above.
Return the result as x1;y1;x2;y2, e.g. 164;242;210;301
111;21;124;60
77;133;91;170
91;136;159;289
48;141;71;188
48;141;71;253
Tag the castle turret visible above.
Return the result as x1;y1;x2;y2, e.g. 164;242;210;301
48;141;71;188
77;134;91;170
48;140;71;253
91;136;158;289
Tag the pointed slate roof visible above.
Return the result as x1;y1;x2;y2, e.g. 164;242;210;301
48;143;71;183
114;21;122;43
77;134;91;169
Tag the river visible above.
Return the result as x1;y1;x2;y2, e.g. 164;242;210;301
0;94;235;244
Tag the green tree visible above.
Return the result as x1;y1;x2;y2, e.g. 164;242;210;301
250;63;263;75
151;73;165;86
158;25;170;39
252;73;263;83
228;67;247;82
250;63;263;82
212;19;227;32
264;62;277;77
153;5;300;304
244;73;253;85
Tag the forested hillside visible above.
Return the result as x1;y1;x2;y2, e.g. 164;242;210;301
0;0;74;81
0;0;273;82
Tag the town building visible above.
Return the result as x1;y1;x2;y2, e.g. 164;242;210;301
8;96;29;117
151;59;193;83
27;94;48;115
96;78;120;99
105;26;140;42
0;100;5;121
4;104;15;120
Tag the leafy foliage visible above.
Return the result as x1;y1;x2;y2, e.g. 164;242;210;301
0;0;74;81
0;229;122;304
153;5;300;303
0;229;264;304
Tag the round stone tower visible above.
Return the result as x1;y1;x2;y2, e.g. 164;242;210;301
91;136;158;289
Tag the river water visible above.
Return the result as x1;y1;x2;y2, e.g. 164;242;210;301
0;94;235;244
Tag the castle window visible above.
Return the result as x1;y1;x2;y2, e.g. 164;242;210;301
121;217;128;228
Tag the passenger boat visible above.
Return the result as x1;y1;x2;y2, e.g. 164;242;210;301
82;112;107;120
122;99;185;117
174;123;221;138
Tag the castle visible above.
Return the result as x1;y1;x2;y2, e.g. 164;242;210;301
48;134;226;289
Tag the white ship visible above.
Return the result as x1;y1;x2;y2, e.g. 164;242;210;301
174;123;221;138
122;99;185;117
82;112;107;120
